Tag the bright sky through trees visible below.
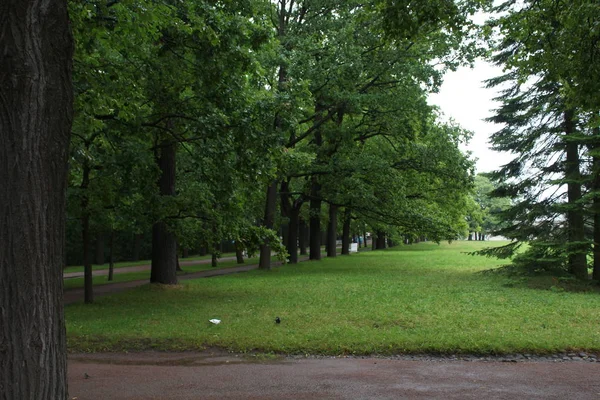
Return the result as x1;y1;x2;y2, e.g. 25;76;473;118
428;59;513;173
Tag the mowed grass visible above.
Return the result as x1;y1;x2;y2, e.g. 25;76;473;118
66;241;600;355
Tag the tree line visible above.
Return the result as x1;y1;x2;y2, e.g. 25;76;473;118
479;0;600;281
10;0;592;397
65;0;485;305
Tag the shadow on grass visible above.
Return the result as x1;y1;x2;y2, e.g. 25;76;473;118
479;265;600;294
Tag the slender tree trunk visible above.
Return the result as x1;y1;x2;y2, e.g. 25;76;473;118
132;233;142;261
468;233;473;241
372;234;377;250
327;204;338;257
211;222;219;268
81;162;94;304
376;231;386;249
0;0;73;396
95;233;105;265
341;208;351;255
175;242;183;272
150;140;178;284
299;218;308;255
564;109;588;279
288;206;299;264
235;245;245;264
259;181;278;270
281;223;289;256
108;230;115;281
182;247;189;258
363;228;368;248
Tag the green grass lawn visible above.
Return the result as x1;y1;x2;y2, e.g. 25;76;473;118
63;257;260;290
66;241;600;355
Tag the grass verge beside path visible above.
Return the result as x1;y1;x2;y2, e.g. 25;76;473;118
66;241;600;355
63;257;260;290
62;252;237;274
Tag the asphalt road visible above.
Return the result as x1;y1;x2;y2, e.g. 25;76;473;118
68;351;600;399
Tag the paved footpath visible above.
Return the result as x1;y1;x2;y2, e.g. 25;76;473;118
63;257;310;305
68;350;600;399
63;256;239;279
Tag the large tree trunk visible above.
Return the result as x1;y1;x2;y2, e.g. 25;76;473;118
327;204;338;257
150;140;178;284
341;208;351;255
0;1;73;397
564;110;588;280
259;181;278;269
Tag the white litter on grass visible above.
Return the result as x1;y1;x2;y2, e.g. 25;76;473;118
209;319;221;325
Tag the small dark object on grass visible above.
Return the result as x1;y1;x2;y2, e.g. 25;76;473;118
275;317;281;324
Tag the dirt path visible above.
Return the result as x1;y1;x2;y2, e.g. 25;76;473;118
63;256;238;279
63;257;310;305
68;350;600;399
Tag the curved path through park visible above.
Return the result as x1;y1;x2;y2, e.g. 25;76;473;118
68;350;600;399
63;256;240;279
63;258;298;305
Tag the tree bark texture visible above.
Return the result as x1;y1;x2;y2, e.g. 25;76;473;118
259;181;278;270
150;140;178;284
0;1;73;397
327;204;337;257
341;208;351;255
564;110;588;279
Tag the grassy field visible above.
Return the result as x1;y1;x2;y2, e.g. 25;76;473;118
66;241;600;355
63;257;260;290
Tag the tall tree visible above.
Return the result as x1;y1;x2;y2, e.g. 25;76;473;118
0;0;73;397
479;0;600;278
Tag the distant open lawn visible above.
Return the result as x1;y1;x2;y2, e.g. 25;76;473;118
63;257;259;290
66;241;600;355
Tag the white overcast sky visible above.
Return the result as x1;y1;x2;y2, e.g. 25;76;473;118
428;59;514;174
